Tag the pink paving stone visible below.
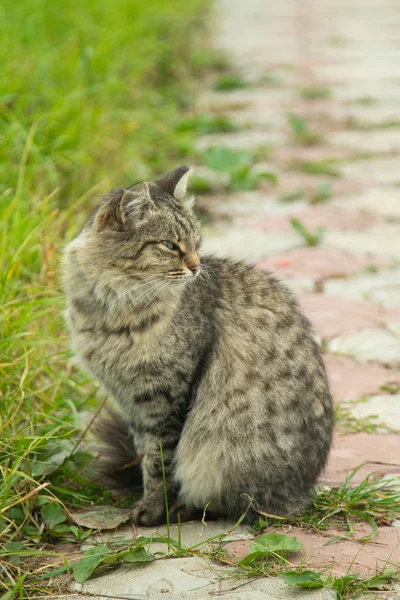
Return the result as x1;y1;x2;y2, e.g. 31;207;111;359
321;433;400;487
258;247;388;283
246;204;386;233
323;354;400;403
298;294;400;340
225;526;400;576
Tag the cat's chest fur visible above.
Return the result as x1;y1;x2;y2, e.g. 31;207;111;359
68;295;176;400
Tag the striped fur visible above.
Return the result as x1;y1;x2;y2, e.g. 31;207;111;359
63;166;334;526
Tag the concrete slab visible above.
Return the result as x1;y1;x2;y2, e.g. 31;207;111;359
323;354;400;403
324;269;400;310
227;527;400;578
68;556;335;599
298;294;400;341
323;225;400;260
322;433;400;486
328;327;400;365
202;225;300;261
87;520;253;556
259;248;388;285
348;394;400;430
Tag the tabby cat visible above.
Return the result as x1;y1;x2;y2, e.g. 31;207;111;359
63;166;334;526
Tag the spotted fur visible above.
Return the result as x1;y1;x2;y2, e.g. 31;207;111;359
63;166;334;526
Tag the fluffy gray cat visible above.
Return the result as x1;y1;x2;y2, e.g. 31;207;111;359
63;166;334;526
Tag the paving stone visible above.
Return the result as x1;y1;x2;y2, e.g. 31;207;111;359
202;225;300;261
246;204;386;233
328;129;400;153
324;268;400;309
341;157;400;186
323;355;400;402
331;188;400;218
226;526;400;577
195;130;282;151
197;190;304;221
89;520;253;556
206;88;296;113
381;473;400;492
348;394;400;430
298;294;400;340
323;225;400;259
258;248;388;285
68;556;335;599
330;102;400;127
322;433;400;486
328;327;400;365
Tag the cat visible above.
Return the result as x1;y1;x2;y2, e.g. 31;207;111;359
63;165;334;526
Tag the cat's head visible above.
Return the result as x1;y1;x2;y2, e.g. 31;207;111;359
67;166;202;295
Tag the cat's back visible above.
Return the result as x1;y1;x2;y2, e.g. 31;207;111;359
188;254;331;413
195;255;312;340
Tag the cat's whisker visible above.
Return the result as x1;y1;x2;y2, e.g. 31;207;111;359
143;280;170;309
106;275;165;309
128;279;169;309
199;264;216;284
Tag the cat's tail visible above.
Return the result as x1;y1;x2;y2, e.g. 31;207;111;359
90;406;143;493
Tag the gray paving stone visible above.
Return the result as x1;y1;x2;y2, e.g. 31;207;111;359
331;188;400;218
330;102;400;127
328;129;400;153
323;225;400;259
195;130;282;152
68;557;335;599
198;191;306;221
86;520;253;557
202;226;300;261
328;327;400;365
348;394;400;430
341;157;400;186
381;474;400;492
324;268;400;309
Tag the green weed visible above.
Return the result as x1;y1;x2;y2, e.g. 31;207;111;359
299;87;332;101
0;0;210;596
213;73;249;91
279;189;307;203
290;218;324;246
287;113;324;146
189;175;214;194
311;181;332;203
349;96;378;105
176;113;240;134
289;158;342;177
203;146;278;191
334;403;400;435
255;469;400;540
284;568;400;599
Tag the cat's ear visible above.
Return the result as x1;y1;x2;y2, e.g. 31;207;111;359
94;182;152;232
119;181;153;226
154;165;193;203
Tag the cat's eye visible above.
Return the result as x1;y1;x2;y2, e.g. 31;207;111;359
161;240;179;252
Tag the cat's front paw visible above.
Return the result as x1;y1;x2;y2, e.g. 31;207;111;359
131;499;164;527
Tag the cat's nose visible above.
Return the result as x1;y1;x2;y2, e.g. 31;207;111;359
186;255;201;274
188;262;201;274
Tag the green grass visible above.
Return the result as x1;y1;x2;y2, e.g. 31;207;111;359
176;113;240;134
287;113;324;146
290;218;324;246
213;73;249;91
253;469;400;541
288;158;342;177
0;0;211;596
335;403;400;435
298;87;332;101
201;146;278;191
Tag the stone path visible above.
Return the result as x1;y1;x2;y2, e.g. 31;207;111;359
67;0;400;597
